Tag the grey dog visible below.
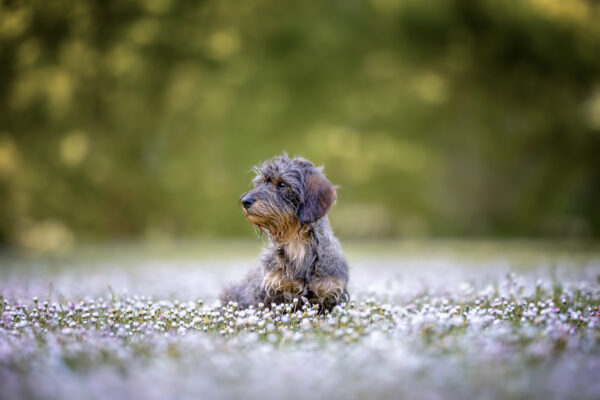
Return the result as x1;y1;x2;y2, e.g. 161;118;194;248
220;154;349;311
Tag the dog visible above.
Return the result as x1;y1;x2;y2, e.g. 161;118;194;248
220;154;349;311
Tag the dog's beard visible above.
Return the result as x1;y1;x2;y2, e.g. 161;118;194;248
243;201;301;242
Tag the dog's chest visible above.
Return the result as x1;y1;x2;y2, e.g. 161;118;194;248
282;238;308;265
260;239;312;298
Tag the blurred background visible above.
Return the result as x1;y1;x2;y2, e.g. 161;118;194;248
1;0;600;253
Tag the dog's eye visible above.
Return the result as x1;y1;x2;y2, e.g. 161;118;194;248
276;181;288;189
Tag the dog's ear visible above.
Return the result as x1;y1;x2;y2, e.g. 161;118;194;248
298;170;337;224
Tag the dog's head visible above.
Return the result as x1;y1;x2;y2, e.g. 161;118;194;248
240;154;337;241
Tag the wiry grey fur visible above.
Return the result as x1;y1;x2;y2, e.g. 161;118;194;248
220;155;349;311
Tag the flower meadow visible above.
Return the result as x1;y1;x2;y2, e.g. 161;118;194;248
1;242;599;400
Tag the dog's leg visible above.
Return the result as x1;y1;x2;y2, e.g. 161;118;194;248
307;276;347;310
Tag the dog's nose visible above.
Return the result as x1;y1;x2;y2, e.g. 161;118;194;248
241;196;255;209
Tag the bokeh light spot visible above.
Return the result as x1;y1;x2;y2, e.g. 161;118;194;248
60;131;89;167
17;219;75;253
208;30;241;60
139;0;172;15
0;137;19;178
411;72;447;105
585;87;600;131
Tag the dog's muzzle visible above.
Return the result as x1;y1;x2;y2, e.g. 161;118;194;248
241;195;255;209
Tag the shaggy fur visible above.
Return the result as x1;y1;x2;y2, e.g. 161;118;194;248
220;155;349;311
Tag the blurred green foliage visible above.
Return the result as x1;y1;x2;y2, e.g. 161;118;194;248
1;0;600;250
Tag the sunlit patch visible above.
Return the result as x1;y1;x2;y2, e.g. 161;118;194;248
47;70;73;112
527;0;589;23
207;30;241;60
0;6;31;38
411;72;447;105
585;87;600;130
60;131;89;167
0;137;19;178
139;0;173;15
16;219;75;253
128;18;160;46
108;44;142;77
